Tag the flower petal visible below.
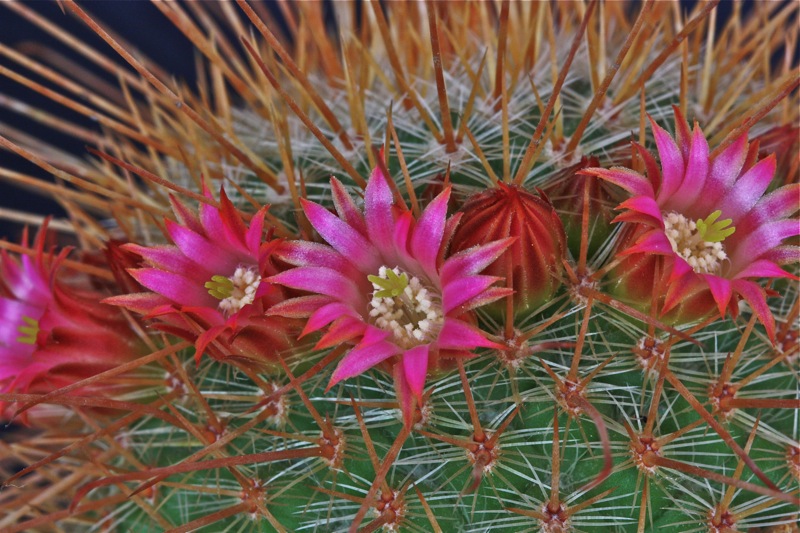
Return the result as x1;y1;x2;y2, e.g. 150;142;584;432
671;123;709;209
302;302;357;336
616;196;664;225
402;344;429;402
328;338;399;387
129;268;214;308
443;275;503;314
436;318;500;351
301;198;381;273
410;187;450;279
620;230;674;256
364;165;398;263
165;219;239;274
441;237;516;285
718;155;776;221
315;316;367;350
650;117;685;202
732;279;776;343
702;274;732;318
582;167;654;198
733;259;798;281
268;267;365;308
331;177;367;236
697;133;748;211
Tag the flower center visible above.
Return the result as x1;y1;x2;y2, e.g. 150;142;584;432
17;316;40;345
205;266;261;316
663;210;734;274
367;266;443;349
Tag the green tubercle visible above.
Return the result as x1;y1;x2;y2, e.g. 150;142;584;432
696;210;735;243
205;275;234;300
368;269;409;298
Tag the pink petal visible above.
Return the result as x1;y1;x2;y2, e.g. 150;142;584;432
165;219;239;274
218;188;249;246
364;166;398;263
617;196;664;225
620;230;673;256
330;177;367;236
195;324;229;365
410;187;450;279
441;237;515;285
733;259;798;281
436;318;500;351
393;363;415;428
245;208;267;256
125;244;209;278
696;134;748;212
732;279;776;343
315;316;367;350
756;184;800;219
672;106;692;159
268;267;364;307
169;194;204;234
302;302;357;336
731;219;800;267
718;155;776;221
443;275;503;314
328;338;399;387
671;123;709;210
732;184;800;241
301;198;380;273
275;240;355;273
581;167;654;198
457;286;515;312
650;117;685;202
129;268;214;308
267;295;332;318
402;344;429;401
103;292;173;315
661;271;703;315
703;274;732;318
393;211;413;265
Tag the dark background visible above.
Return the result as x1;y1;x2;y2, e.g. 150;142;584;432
0;1;753;241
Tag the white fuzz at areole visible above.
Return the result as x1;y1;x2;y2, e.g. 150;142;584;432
217;266;261;316
663;212;728;275
368;266;443;349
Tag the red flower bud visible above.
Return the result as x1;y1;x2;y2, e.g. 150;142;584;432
450;183;566;314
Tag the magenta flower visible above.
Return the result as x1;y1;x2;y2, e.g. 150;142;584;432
0;226;139;422
106;187;297;364
268;166;513;425
582;108;799;340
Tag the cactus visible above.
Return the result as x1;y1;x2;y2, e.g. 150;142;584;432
1;2;798;532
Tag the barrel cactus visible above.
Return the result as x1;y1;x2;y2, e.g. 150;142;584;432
1;2;798;532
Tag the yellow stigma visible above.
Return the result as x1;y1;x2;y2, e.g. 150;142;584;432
17;316;40;345
695;210;735;243
205;275;234;300
368;268;409;298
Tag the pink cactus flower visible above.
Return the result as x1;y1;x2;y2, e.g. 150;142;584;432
0;226;140;422
106;187;297;364
582;108;799;340
268;166;513;425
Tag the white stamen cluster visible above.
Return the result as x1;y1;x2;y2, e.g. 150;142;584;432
368;266;443;348
219;266;261;315
663;212;727;274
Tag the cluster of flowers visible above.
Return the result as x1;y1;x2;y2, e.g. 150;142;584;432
2;110;797;426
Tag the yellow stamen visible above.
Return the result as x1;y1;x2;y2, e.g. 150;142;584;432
696;210;735;243
368;269;409;298
205;275;234;300
17;316;40;345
